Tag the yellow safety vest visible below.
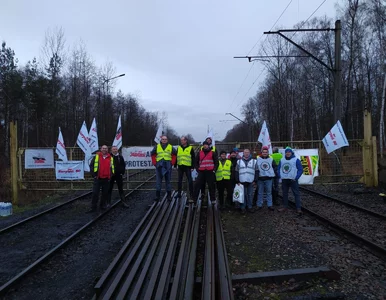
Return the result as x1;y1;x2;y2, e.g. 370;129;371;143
177;146;192;166
270;153;283;165
94;154;115;174
200;145;216;152
216;160;232;181
156;144;172;161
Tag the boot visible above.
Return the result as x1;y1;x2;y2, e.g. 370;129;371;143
154;191;161;202
167;191;172;201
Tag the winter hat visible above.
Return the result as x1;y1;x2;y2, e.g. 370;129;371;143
261;146;269;151
285;146;293;153
233;147;239;152
203;141;210;146
230;150;236;154
220;150;226;155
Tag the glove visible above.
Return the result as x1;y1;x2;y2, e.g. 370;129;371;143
151;155;157;166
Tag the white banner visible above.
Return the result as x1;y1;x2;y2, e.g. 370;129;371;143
88;118;99;153
77;121;91;156
112;115;122;150
258;120;272;154
56;127;68;162
25;149;55;169
154;123;163;144
279;148;319;184
122;147;155;169
55;161;84;180
322;121;349;154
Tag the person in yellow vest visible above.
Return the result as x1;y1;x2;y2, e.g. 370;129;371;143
88;145;115;213
270;147;283;205
176;136;195;200
151;135;177;201
216;150;233;208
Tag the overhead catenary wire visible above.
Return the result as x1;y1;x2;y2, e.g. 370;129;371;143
232;0;328;113
229;0;293;112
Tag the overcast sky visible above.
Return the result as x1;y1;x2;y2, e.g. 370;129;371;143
1;0;337;141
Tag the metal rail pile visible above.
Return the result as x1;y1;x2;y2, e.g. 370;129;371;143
93;192;202;300
202;200;234;300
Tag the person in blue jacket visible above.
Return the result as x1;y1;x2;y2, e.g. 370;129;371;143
277;147;303;214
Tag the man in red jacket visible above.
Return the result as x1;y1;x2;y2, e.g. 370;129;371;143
88;145;115;212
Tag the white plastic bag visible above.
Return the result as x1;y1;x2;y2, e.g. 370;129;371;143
191;169;198;181
233;184;244;203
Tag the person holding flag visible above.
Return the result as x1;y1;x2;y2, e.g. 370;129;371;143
151;135;177;201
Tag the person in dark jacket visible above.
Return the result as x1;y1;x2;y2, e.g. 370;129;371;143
88;145;114;212
216;150;233;208
277;147;304;214
151;135;177;201
108;145;126;206
176;136;195;200
256;146;277;211
200;137;217;199
193;141;219;204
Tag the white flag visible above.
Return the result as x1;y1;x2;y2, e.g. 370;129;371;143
56;127;68;162
88;118;99;153
77;121;91;156
322;121;349;154
112;115;122;150
205;130;215;146
154;123;163;144
257;121;272;154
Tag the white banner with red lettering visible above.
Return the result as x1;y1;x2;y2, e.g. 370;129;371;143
322;121;349;154
25;149;55;169
122;147;155;169
55;161;84;180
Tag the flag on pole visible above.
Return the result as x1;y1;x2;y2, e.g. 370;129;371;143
257;121;272;154
112;115;122;150
154;122;164;144
88;117;99;153
322;121;349;154
77;121;91;156
56;127;68;162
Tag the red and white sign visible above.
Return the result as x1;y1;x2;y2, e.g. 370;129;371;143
322;121;349;154
122;147;155;169
55;161;84;180
25;149;55;169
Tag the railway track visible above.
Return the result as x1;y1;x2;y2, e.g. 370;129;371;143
282;189;386;261
93;193;234;300
0;172;155;297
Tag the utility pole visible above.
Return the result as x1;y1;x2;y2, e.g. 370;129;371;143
334;20;342;123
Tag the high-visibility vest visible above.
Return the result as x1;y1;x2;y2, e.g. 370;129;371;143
200;145;216;152
94;154;115;174
270;153;283;165
177;146;192;166
156;144;172;161
279;157;298;180
237;159;256;183
198;150;215;171
216;160;232;181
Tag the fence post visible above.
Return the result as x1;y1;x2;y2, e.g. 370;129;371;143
372;136;378;187
10;121;19;205
363;110;374;187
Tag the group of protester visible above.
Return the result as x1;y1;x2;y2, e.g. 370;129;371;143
152;135;304;215
88;135;304;215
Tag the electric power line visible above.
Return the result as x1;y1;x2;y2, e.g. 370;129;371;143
228;61;255;111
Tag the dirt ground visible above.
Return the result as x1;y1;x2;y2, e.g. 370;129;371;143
222;183;386;299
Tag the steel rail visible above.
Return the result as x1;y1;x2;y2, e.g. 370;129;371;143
286;199;386;261
202;199;215;300
0;170;147;235
0;174;155;297
300;186;386;220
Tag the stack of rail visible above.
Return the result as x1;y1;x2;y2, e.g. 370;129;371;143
202;199;234;300
93;191;202;300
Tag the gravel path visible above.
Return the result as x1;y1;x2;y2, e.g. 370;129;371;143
2;188;155;300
